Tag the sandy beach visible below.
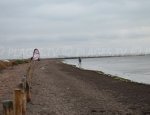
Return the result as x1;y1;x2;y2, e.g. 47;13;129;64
0;59;150;115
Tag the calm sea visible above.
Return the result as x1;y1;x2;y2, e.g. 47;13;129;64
63;55;150;84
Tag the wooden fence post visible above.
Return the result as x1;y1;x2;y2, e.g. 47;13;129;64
14;89;23;115
22;91;26;115
26;64;32;103
22;77;26;115
2;100;13;115
26;82;31;102
27;65;32;89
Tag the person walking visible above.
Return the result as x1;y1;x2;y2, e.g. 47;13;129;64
79;57;82;64
78;57;82;68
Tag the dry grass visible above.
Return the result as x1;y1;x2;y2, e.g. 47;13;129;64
0;61;12;70
0;60;29;70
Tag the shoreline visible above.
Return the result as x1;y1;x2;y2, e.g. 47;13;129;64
58;60;150;113
62;60;150;86
62;56;150;85
51;54;149;60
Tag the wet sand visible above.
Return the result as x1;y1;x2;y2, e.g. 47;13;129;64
0;59;150;115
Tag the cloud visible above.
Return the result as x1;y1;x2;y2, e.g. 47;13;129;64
0;0;150;58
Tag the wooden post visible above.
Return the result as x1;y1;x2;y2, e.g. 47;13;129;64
14;89;23;115
26;81;31;102
26;61;33;103
22;91;26;115
21;77;26;115
27;66;32;88
26;66;30;85
2;100;14;115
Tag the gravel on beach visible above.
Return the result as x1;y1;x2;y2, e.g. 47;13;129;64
0;59;150;115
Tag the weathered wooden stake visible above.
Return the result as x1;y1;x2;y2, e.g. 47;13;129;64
22;91;26;115
2;100;14;115
27;65;32;88
14;89;23;115
21;77;27;115
26;82;31;102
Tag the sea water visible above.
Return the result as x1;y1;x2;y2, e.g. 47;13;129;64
63;55;150;84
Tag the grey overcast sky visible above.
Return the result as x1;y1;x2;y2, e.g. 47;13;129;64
0;0;150;50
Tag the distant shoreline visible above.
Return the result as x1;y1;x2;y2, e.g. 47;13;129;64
1;53;149;60
44;54;149;60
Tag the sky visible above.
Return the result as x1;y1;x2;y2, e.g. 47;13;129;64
0;0;150;58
